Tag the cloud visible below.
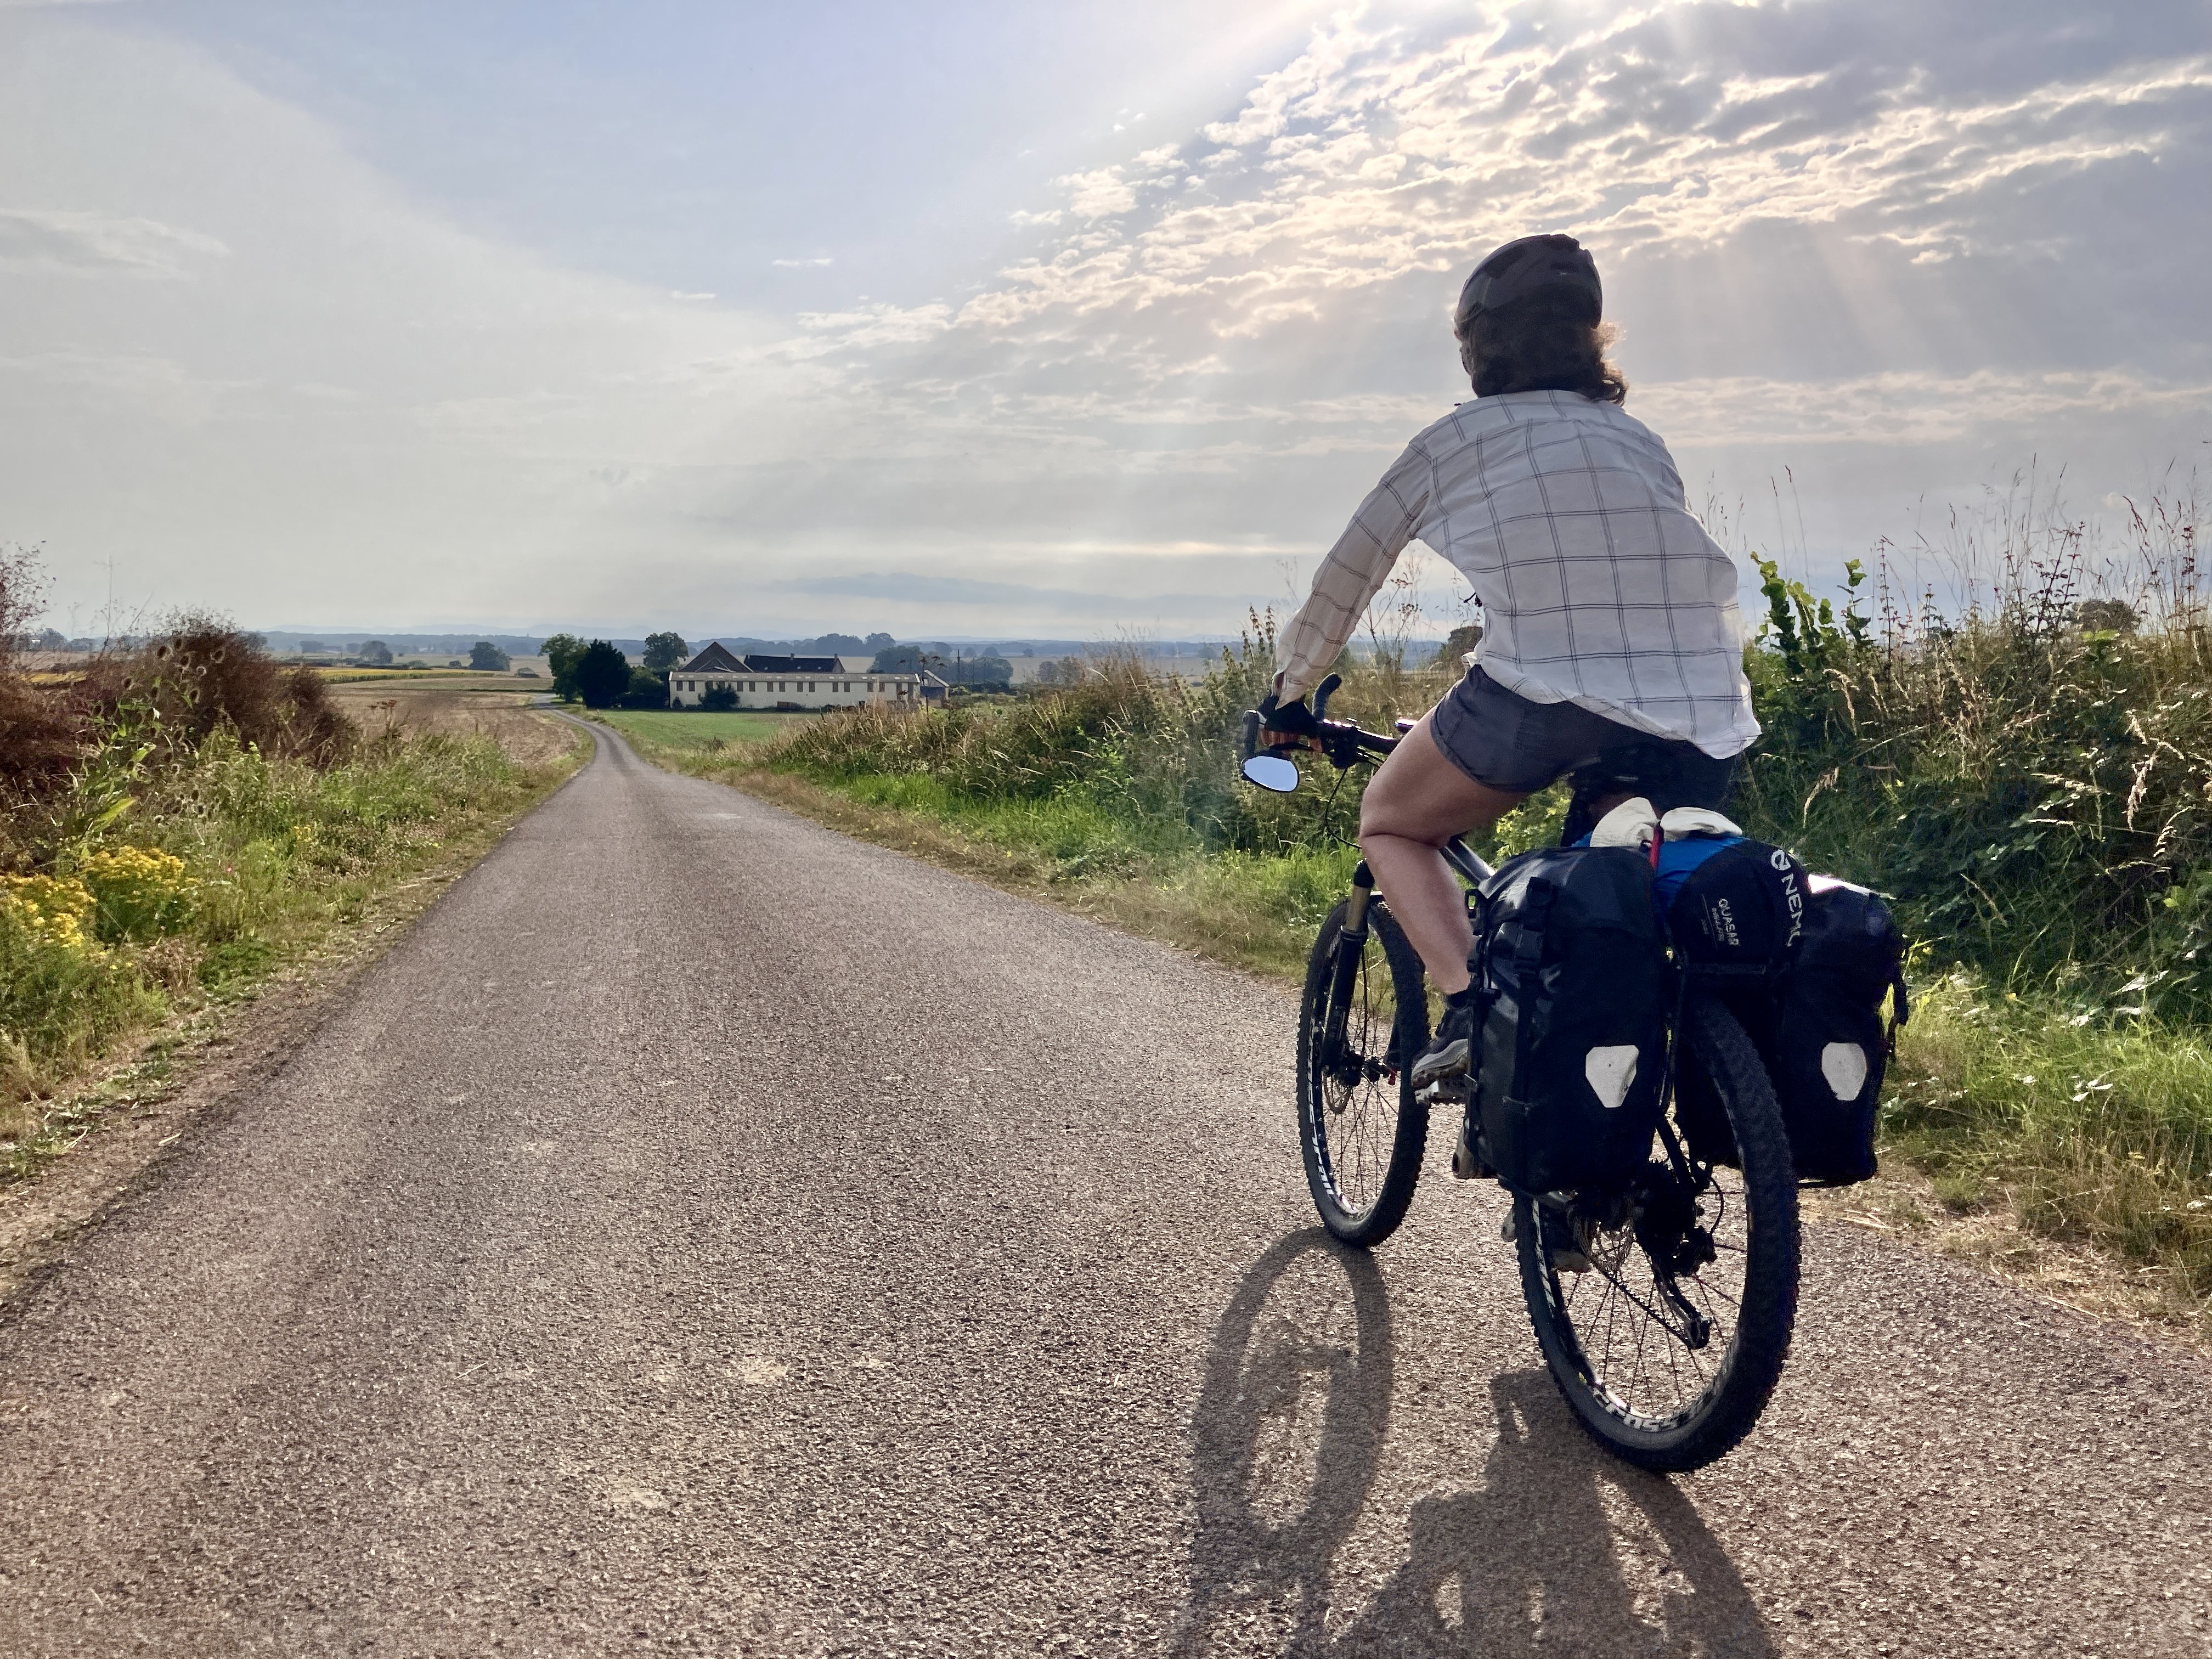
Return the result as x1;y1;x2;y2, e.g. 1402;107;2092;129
1643;369;2212;448
764;569;1239;611
949;13;2212;337
1057;166;1139;219
771;256;833;267
0;208;228;276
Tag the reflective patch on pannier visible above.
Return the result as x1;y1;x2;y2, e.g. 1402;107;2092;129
1585;1045;1640;1110
1820;1041;1870;1101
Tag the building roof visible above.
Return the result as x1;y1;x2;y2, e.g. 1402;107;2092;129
672;647;921;683
679;641;747;673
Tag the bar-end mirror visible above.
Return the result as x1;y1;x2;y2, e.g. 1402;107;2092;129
1242;753;1301;793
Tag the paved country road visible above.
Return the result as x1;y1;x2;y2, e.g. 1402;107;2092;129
2;725;2208;1658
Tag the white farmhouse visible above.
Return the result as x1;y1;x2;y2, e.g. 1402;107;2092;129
665;643;941;710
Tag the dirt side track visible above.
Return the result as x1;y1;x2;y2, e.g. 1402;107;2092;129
0;724;2204;1656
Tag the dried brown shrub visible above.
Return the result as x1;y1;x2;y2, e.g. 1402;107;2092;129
81;616;352;765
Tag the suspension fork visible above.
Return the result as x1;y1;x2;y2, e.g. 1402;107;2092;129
1319;861;1376;1069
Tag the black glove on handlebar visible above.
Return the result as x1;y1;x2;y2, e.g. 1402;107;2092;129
1257;691;1321;739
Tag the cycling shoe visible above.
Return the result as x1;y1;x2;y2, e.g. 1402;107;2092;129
1410;995;1477;1087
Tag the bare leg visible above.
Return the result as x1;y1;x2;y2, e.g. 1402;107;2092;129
1357;712;1528;994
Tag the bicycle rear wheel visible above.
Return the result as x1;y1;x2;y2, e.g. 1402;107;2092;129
1296;895;1431;1247
1515;996;1799;1471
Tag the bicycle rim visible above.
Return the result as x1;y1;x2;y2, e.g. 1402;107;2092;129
1296;900;1429;1246
1516;997;1799;1470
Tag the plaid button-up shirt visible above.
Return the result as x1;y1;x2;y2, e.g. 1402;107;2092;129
1277;390;1759;759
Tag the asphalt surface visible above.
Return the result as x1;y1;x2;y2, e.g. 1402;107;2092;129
2;724;2208;1657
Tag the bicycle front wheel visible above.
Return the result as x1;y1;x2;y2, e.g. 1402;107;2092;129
1296;895;1431;1247
1515;996;1800;1472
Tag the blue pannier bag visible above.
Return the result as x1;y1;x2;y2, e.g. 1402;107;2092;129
1472;845;1671;1195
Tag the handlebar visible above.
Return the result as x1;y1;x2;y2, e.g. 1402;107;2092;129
1240;670;1398;780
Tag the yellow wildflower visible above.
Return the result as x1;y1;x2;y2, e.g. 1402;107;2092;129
1;874;95;952
76;846;196;943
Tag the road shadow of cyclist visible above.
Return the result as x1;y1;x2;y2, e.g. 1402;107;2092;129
1168;1229;1773;1657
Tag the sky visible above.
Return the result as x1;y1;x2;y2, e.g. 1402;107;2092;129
5;0;2209;642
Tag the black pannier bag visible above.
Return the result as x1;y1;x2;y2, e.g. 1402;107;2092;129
1764;876;1909;1184
1672;864;1909;1187
1473;845;1671;1194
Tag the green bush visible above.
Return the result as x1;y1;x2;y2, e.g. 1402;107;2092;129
1733;552;2212;1019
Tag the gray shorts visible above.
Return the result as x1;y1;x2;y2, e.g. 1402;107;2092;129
1428;666;1737;810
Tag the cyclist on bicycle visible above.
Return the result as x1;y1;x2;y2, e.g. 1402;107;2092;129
1259;233;1758;1091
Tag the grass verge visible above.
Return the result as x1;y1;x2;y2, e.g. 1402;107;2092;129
2;669;586;1186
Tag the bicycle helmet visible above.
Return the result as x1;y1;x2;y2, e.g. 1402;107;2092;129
1454;233;1602;335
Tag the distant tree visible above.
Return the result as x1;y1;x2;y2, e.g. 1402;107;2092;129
574;640;630;708
808;632;865;655
2076;599;2138;635
33;627;65;651
469;640;511;672
700;683;738;711
864;631;895;650
957;653;1013;689
871;644;931;674
1433;622;1483;669
298;639;328;654
642;631;687;670
543;633;587;700
358;639;393;666
618;665;668;708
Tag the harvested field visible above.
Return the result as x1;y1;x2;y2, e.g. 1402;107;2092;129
326;681;579;770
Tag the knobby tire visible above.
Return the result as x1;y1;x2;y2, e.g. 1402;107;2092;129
1296;898;1431;1248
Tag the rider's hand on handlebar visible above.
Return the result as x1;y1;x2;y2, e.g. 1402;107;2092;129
1257;687;1322;751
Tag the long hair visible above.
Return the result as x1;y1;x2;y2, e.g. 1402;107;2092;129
1457;289;1627;404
